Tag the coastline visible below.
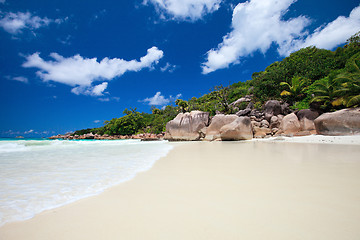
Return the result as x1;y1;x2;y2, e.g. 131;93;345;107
1;137;360;239
253;134;360;145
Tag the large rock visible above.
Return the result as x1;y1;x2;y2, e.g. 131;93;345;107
270;116;280;129
263;100;282;121
314;108;360;135
164;111;210;141
296;109;319;131
297;109;319;121
204;114;238;141
253;127;271;138
220;117;253;141
280;113;301;135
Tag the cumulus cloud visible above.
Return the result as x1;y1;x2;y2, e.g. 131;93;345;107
22;47;164;96
280;5;360;55
202;0;310;74
24;129;34;134
142;92;182;106
0;11;63;34
202;0;360;74
71;82;108;96
94;120;101;123
144;0;221;21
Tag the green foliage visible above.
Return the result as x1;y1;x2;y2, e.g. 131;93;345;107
175;99;189;113
309;74;345;111
280;76;309;104
73;32;360;137
291;100;310;110
73;128;93;136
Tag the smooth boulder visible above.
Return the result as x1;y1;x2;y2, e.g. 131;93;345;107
164;111;210;141
220;117;253;141
263;100;282;121
297;109;319;131
205;114;239;141
253;127;271;138
280;113;301;135
314;108;360;135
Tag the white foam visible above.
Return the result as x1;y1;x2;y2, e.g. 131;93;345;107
0;139;173;226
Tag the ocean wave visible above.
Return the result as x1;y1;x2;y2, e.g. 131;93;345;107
0;139;173;226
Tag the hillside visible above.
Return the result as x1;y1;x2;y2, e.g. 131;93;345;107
73;32;360;137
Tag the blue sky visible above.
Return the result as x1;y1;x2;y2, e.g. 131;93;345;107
0;0;359;137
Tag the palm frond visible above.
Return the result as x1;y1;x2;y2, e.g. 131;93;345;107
347;95;360;107
280;90;291;96
310;96;330;103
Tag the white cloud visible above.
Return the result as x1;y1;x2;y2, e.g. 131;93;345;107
144;0;221;21
71;82;108;96
142;92;182;106
0;11;62;34
202;0;310;74
0;0;5;4
12;76;28;83
98;98;110;102
24;129;34;134
160;62;177;72
202;1;360;74
112;96;120;102
5;75;29;83
280;5;360;55
22;47;164;96
94;120;101;123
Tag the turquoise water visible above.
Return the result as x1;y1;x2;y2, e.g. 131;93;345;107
0;139;173;226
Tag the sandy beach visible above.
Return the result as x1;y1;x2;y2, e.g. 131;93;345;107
1;137;360;240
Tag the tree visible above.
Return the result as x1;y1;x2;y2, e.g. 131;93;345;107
175;99;188;113
310;75;343;111
212;85;233;114
280;76;308;104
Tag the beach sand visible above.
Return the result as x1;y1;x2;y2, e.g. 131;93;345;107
1;137;360;240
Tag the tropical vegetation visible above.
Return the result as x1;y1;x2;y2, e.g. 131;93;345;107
73;32;360;137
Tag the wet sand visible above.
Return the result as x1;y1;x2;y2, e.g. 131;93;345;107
1;140;360;240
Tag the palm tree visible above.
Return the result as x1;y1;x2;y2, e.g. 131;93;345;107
334;54;360;107
280;76;308;104
310;75;345;111
334;74;360;107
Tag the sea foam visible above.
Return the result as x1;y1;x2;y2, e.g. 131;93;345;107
0;139;173;226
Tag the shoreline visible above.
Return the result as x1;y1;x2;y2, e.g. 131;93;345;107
253;134;360;145
1;137;360;239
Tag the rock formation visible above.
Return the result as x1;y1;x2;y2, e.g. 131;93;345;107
296;109;319;131
204;114;238;141
314;108;360;135
279;113;301;135
220;117;253;141
164;111;210;141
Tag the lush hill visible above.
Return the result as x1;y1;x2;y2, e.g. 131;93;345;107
73;32;360;137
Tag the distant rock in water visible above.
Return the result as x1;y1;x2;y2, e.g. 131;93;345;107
15;136;24;138
314;108;360;136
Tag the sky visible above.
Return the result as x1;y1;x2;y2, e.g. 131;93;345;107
0;0;359;137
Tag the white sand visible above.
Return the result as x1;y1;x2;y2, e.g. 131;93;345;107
254;134;360;145
1;139;360;240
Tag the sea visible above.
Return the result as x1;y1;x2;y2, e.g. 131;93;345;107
0;138;173;226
